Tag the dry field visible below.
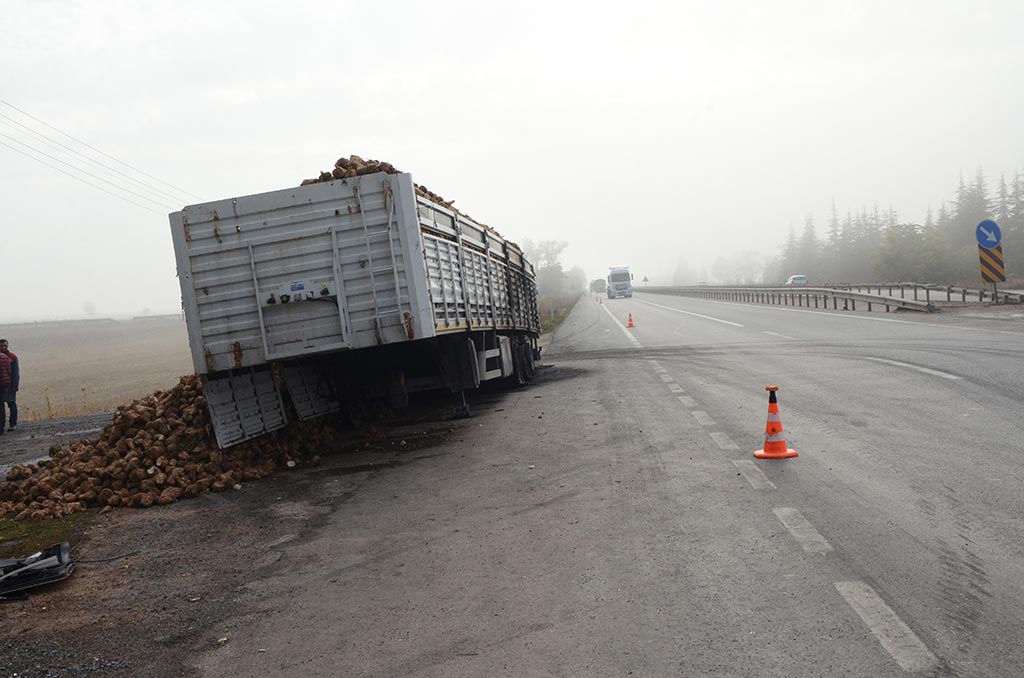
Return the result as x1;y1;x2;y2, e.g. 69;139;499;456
0;316;193;421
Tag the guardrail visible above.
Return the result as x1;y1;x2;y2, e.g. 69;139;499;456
643;286;936;312
828;282;1024;305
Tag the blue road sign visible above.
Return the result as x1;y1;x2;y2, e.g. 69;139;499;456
976;220;1002;249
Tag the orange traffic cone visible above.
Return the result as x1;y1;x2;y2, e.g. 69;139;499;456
627;313;635;328
753;386;798;459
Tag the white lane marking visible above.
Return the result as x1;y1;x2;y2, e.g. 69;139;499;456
763;331;798;340
732;459;774;488
772;507;834;554
864;357;961;380
648;292;1011;332
678;395;698;408
692;411;715;426
668;383;685;393
634;299;744;327
711;433;740;451
600;303;641;347
639;291;1024;337
659;373;674;383
656;294;923;325
835;581;939;673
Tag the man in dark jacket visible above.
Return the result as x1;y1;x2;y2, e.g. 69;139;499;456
0;339;16;432
0;348;9;435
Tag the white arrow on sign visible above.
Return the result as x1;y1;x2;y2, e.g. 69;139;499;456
980;225;998;242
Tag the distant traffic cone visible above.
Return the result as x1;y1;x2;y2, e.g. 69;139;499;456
753;386;798;459
627;313;635;328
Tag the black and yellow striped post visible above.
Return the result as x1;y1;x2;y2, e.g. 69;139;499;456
978;244;1006;283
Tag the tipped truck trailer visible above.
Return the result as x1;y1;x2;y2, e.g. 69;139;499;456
170;171;540;448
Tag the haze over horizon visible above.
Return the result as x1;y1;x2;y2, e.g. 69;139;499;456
3;0;1023;322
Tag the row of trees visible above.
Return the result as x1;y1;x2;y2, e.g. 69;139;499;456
760;168;1024;285
520;239;587;298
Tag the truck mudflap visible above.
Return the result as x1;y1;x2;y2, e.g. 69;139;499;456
280;362;340;420
204;368;287;448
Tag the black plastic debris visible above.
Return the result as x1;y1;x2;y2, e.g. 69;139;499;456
0;542;76;600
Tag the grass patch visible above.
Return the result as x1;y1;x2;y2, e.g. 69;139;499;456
0;511;96;559
539;294;579;334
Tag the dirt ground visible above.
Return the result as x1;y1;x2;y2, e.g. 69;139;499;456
0;327;557;675
0;406;463;678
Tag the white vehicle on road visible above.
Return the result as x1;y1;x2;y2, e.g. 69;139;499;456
607;266;634;298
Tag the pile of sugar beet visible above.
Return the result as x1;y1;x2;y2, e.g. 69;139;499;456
0;376;334;521
304;154;509;237
301;154;455;208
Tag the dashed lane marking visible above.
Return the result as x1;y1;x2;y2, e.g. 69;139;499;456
634;299;744;327
659;373;674;383
678;395;698;408
732;459;774;488
710;433;739;451
692;411;715;426
772;507;834;554
864;357;961;381
668;383;685;393
638;291;1024;336
762;331;798;340
835;581;939;673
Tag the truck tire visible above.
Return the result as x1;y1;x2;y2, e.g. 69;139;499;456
511;341;535;386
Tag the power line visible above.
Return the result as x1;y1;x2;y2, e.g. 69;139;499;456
0;112;191;205
0;139;165;216
0;131;179;210
0;97;202;201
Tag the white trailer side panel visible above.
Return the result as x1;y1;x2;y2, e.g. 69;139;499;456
170;173;434;376
415;202;541;335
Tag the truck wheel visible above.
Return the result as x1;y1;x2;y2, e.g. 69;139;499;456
511;343;534;386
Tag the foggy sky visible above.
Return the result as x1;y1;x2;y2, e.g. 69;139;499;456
3;0;1023;321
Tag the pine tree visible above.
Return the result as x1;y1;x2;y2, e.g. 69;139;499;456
797;213;820;280
828;201;841;244
936;202;952;231
996;173;1011;225
1006;172;1024;275
886;202;898;228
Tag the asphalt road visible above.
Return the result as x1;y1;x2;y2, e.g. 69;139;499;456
192;291;1024;677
